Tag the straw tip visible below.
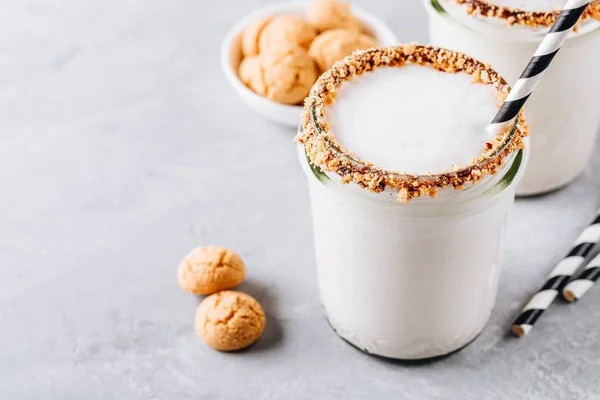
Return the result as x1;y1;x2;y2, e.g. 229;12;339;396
512;325;526;337
563;289;577;303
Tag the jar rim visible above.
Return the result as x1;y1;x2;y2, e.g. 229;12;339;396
298;142;528;211
296;45;529;203
436;0;600;29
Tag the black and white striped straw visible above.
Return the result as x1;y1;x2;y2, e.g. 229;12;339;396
563;253;600;302
484;0;592;336
484;0;592;337
487;0;591;136
512;208;600;337
562;211;600;302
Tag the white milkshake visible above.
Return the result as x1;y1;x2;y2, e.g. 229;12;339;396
424;0;600;195
327;64;499;175
297;46;529;359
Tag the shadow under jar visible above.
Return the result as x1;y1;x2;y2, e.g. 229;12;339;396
423;0;600;196
296;46;530;360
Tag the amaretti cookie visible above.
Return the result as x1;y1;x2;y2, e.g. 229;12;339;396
240;46;318;104
177;246;245;295
258;15;317;53
309;29;377;72
307;0;363;32
196;291;266;351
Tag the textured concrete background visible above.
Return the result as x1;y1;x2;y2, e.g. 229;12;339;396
1;0;599;399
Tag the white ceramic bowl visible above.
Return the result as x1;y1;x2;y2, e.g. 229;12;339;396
221;2;399;127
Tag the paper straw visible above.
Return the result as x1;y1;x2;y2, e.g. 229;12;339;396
563;251;600;302
487;0;591;136
512;208;600;337
499;0;591;337
562;213;600;302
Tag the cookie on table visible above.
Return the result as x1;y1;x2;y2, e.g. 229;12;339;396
196;291;266;351
177;245;245;295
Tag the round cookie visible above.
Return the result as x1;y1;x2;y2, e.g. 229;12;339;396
307;0;363;33
239;46;318;105
239;55;267;96
196;291;266;351
177;246;245;295
309;29;378;72
242;16;272;57
258;15;317;53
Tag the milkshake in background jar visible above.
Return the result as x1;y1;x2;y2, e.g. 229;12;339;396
296;45;529;360
423;0;600;196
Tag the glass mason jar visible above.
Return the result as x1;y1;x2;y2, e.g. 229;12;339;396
423;0;600;196
298;129;529;360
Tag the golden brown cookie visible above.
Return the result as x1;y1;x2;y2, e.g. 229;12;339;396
239;46;318;105
258;15;317;53
241;16;272;57
309;29;377;72
177;246;245;295
196;291;266;351
307;0;363;33
239;55;267;96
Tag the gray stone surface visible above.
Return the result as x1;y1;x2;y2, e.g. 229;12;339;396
0;0;599;399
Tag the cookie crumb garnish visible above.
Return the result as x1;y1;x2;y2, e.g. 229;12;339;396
449;0;600;28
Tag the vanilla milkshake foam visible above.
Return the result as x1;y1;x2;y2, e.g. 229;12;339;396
424;0;600;195
327;64;499;175
297;46;529;360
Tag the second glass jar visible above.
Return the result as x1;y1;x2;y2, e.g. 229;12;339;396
423;0;600;196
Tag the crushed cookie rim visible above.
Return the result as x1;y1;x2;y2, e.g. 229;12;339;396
308;101;518;182
443;0;600;28
297;45;529;203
